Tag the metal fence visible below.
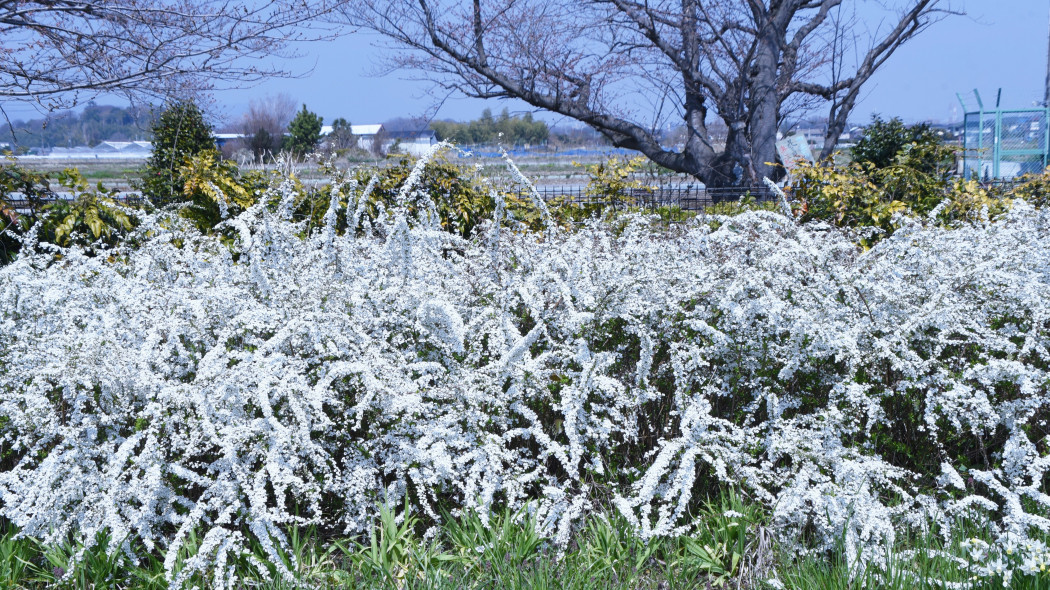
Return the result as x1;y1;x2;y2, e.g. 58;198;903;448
960;90;1049;180
2;195;144;214
975;178;1030;192
516;185;779;211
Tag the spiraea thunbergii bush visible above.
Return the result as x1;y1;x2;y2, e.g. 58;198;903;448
0;145;1048;587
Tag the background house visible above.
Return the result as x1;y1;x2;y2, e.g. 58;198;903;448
385;129;437;157
318;124;437;157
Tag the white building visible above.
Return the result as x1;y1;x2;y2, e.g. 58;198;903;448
385;130;438;157
318;124;438;157
34;141;153;159
319;124;385;153
349;124;384;150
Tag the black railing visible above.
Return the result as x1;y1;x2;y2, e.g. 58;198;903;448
975;178;1030;192
2;195;144;213
517;185;779;211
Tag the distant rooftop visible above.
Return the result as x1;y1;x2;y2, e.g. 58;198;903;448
96;141;151;152
350;124;382;136
40;140;153;159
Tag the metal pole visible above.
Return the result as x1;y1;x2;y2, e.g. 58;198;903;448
1045;1;1050;169
976;90;985;179
958;92;970;178
1045;2;1050;107
994;110;1002;179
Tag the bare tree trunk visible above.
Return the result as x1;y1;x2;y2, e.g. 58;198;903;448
716;122;753;191
751;27;782;183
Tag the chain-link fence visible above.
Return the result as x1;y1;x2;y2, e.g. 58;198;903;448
961;97;1049;179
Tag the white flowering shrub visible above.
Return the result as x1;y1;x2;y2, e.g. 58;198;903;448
0;148;1048;586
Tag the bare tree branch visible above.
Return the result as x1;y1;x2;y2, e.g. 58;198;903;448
345;0;956;186
0;1;350;111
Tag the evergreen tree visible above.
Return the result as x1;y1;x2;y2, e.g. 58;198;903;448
285;104;323;160
327;118;356;151
142;101;214;206
851;115;946;172
247;128;275;164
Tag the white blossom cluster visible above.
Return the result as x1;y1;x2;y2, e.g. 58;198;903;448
0;159;1048;586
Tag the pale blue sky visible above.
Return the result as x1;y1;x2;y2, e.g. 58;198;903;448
6;0;1049;127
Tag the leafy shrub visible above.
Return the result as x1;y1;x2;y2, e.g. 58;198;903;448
0;167;136;263
0;206;17;265
0;164;56;264
704;193;780;217
791;150;1008;248
506;157;663;228
851;115;951;173
1012;167;1050;208
794;115;964;247
178;150;258;232
579;156;653;210
35;169;135;249
0;163;56;205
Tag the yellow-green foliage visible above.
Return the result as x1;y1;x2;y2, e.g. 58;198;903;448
578;156;653;209
791;143;1015;248
704;194;780;217
1012;167;1050;208
938;178;1011;223
503;193;551;231
792;162;894;230
355;155;495;238
178;150;259;232
512;194;642;229
0;162;54;204
181;151;254;210
40;169;134;248
544;195;608;225
504;157;661;229
0;164;53;263
506;156;700;231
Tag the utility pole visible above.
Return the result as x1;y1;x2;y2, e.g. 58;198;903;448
1046;2;1050;106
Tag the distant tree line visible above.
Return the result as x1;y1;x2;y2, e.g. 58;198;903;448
548;125;611;148
430;109;548;146
3;103;154;149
